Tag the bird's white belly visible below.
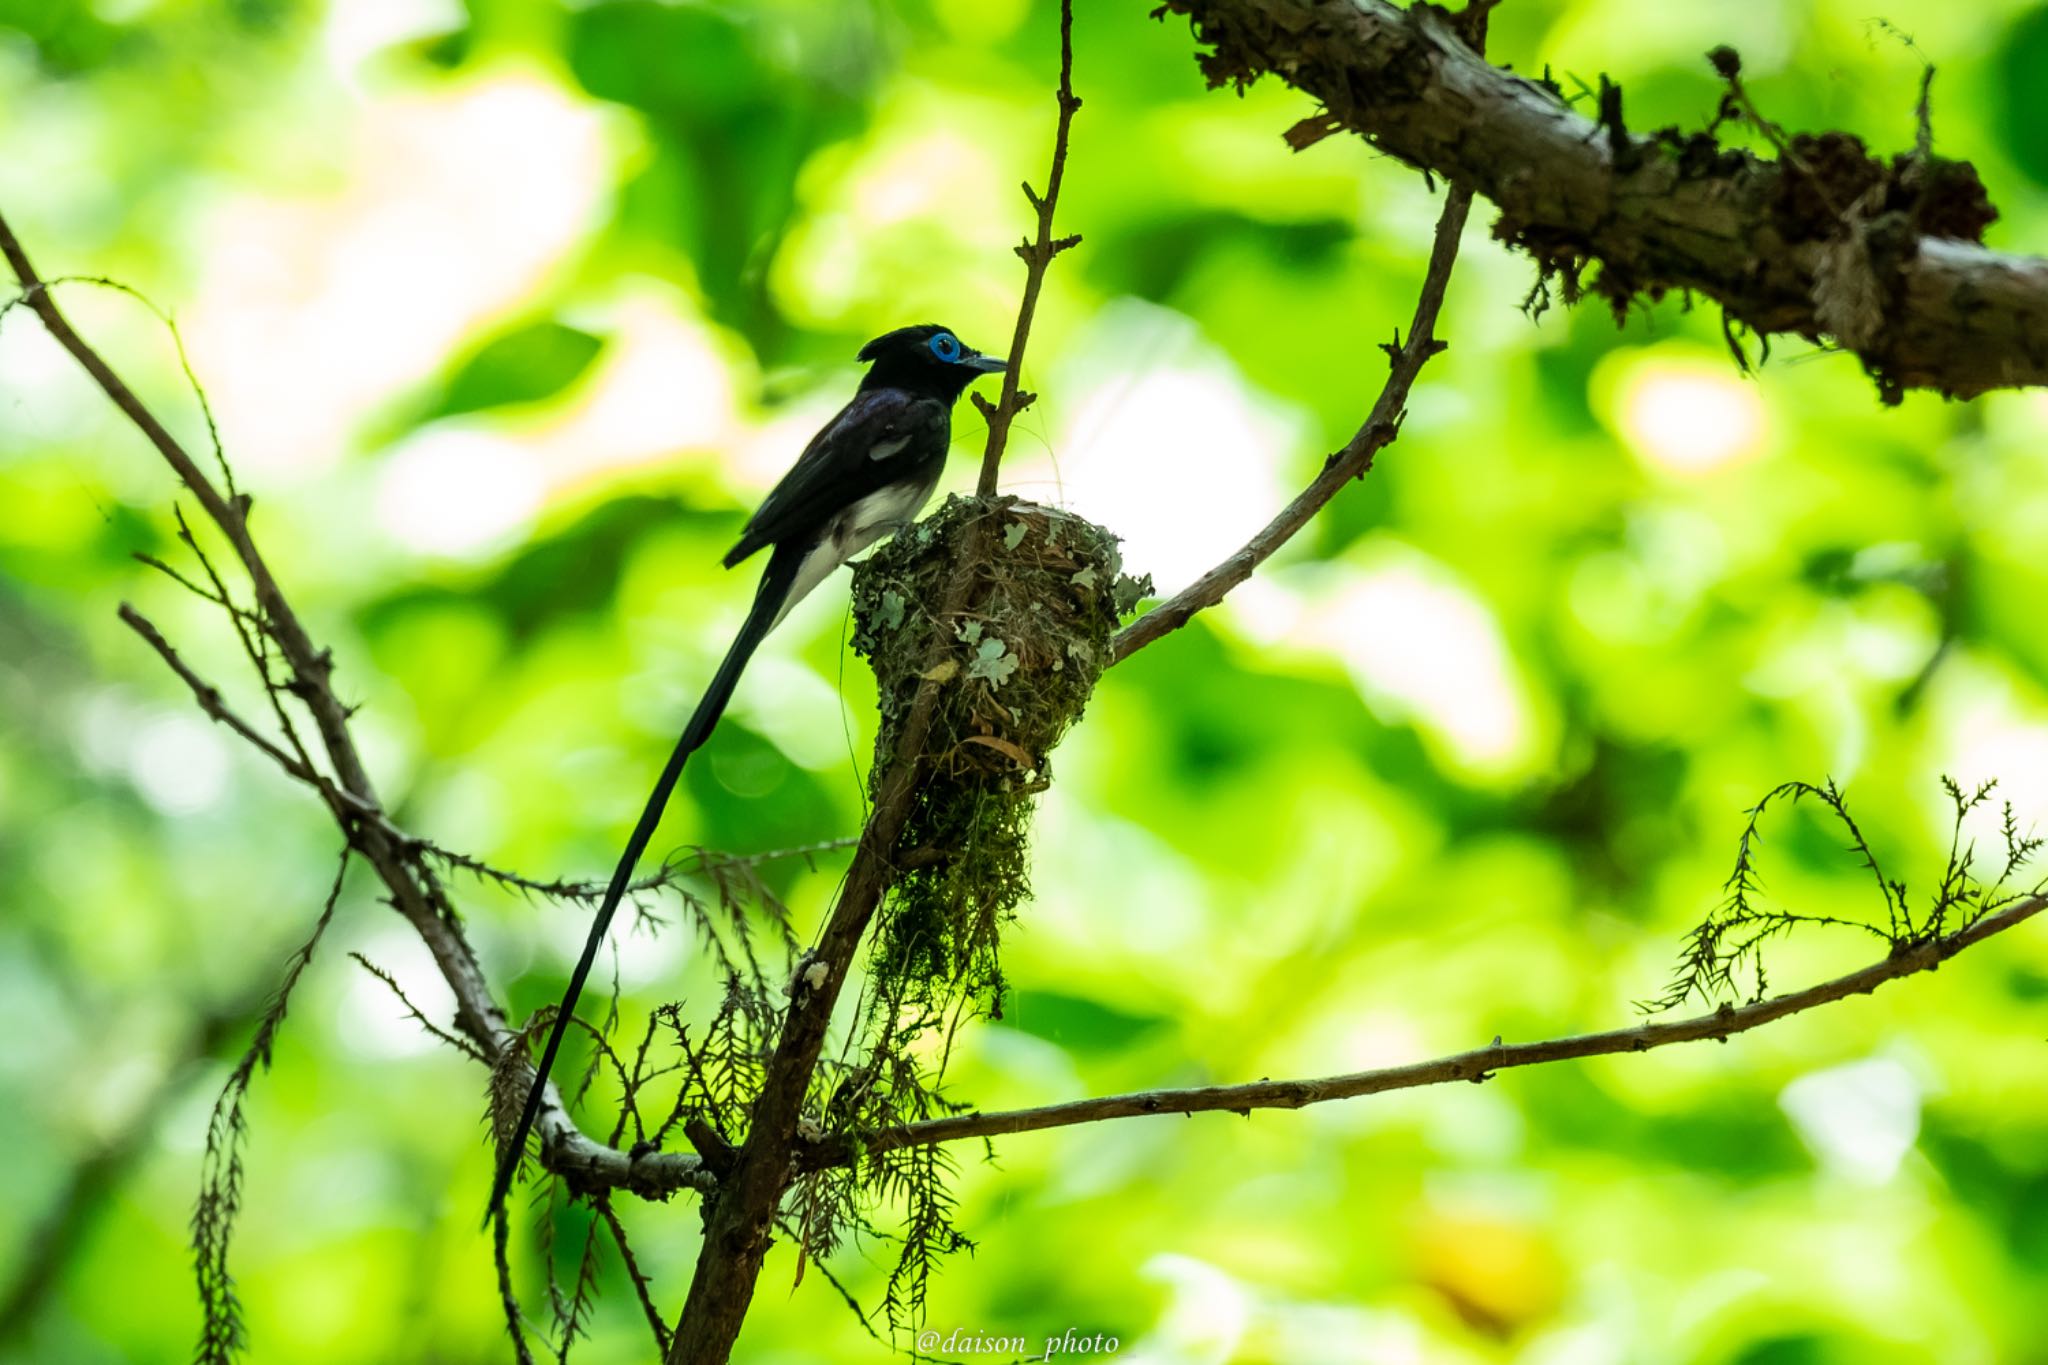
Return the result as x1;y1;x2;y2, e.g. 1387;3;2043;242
773;477;938;628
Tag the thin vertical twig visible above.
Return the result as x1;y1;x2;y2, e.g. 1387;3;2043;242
973;0;1081;496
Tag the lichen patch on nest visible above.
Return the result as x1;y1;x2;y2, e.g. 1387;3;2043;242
850;494;1149;1019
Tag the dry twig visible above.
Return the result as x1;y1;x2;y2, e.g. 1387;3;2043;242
1111;182;1472;662
816;892;2044;1163
972;0;1081;496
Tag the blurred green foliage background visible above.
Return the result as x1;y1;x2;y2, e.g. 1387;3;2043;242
4;0;2048;1361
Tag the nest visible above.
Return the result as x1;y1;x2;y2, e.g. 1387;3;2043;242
849;495;1145;1019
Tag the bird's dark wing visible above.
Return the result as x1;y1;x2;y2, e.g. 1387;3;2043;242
722;388;948;568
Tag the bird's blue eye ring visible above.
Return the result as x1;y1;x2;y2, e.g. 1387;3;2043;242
929;332;962;362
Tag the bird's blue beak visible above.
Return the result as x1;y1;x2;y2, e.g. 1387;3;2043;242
964;353;1007;373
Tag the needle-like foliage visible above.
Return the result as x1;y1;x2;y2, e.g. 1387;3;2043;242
1649;776;2045;1011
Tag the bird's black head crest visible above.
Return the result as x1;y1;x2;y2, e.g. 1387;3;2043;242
856;323;1006;400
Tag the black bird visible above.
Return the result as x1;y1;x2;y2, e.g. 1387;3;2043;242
487;323;1006;1220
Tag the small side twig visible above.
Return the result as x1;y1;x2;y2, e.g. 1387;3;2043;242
596;1198;670;1356
492;1205;539;1365
426;836;857;908
119;603;319;790
1706;47;1840;219
192;847;352;1365
169;505;323;784
1865;20;1935;161
769;1214;966;1365
347;953;487;1062
0;271;234;492
552;1210;604;1363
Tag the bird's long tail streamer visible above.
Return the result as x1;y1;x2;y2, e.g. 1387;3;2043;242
485;540;805;1223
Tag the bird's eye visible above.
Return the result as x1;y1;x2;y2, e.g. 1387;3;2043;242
928;333;962;362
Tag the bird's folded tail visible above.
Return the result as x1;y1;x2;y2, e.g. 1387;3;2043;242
484;539;806;1225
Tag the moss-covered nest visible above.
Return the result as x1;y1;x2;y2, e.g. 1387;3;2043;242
850;495;1148;1019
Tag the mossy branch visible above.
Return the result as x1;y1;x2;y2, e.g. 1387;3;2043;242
193;849;350;1365
1157;0;2048;401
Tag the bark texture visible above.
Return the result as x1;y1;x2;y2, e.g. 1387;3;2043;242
1161;0;2048;400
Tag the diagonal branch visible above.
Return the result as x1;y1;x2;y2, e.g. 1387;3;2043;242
663;501;1006;1363
1110;181;1472;663
797;892;2042;1166
118;603;331;796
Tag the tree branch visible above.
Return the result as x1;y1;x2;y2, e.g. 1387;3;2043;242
117;603;333;795
123;598;714;1198
0;208;709;1219
798;891;2042;1165
1158;0;2048;401
427;835;856;908
21;1;2035;1343
664;502;1005;1362
972;0;1080;496
1111;179;1471;663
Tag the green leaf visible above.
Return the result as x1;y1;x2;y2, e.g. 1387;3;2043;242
1997;8;2048;188
999;990;1171;1056
433;321;605;420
